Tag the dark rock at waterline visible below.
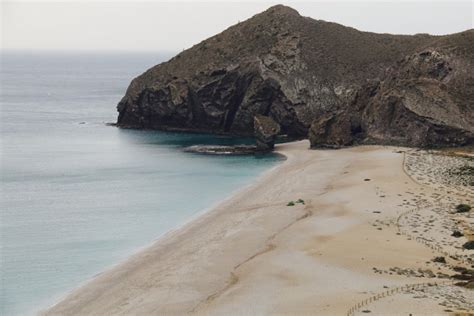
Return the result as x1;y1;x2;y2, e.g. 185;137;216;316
116;5;474;148
183;144;257;155
254;114;280;151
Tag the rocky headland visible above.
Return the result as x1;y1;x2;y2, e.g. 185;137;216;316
116;5;473;149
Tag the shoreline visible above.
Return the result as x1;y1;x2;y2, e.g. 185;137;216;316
40;144;291;314
40;148;288;314
43;140;473;315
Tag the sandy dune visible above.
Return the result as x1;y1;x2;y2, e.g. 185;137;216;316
43;140;472;315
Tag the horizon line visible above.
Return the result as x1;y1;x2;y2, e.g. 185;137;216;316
0;48;180;54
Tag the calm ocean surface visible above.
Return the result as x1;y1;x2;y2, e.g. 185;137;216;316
0;52;282;315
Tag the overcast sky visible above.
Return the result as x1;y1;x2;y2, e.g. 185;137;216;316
2;0;473;52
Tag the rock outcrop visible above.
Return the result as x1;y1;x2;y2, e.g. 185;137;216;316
183;145;257;155
308;111;358;148
254;115;281;151
309;33;474;147
117;5;473;148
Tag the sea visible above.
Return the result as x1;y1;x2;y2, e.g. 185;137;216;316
0;51;282;315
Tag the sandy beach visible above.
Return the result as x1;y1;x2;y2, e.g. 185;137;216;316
43;140;473;315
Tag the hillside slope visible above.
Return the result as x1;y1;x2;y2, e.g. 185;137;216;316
117;5;473;147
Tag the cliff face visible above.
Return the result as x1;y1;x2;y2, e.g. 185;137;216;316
310;31;474;147
117;5;473;147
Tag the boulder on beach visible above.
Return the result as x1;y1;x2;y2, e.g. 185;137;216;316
254;114;281;151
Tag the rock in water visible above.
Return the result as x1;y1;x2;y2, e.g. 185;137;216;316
116;5;473;148
183;145;257;155
254;115;280;151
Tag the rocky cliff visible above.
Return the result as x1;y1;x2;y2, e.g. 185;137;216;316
310;31;474;147
117;5;473;147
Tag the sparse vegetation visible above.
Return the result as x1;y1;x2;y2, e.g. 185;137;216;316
455;204;472;213
432;256;446;264
446;164;474;187
462;240;474;250
287;199;305;206
457;165;474;176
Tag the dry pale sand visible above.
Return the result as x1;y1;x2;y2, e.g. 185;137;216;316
43;140;473;316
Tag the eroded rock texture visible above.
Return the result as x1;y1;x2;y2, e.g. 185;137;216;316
117;5;473;148
309;34;474;148
254;115;281;151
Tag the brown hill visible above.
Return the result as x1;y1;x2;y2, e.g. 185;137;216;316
117;5;473;147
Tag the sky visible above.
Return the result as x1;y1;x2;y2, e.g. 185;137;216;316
1;0;473;52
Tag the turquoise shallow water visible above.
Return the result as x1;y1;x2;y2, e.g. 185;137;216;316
0;52;282;315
